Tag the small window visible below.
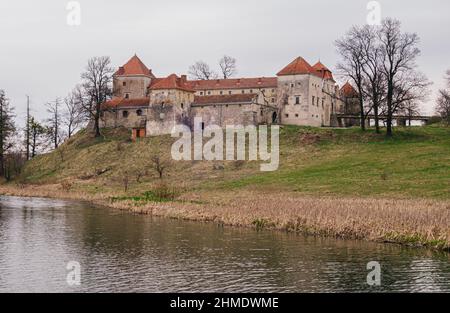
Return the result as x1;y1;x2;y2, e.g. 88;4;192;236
250;89;253;93
260;110;263;116
312;96;315;104
295;96;300;105
200;91;204;95
290;83;294;88
123;82;126;86
228;91;232;95
207;91;211;95
220;91;223;95
136;109;142;116
242;90;245;94
125;93;129;99
122;111;129;118
271;98;275;103
295;114;299;118
181;103;184;109
271;89;275;93
285;114;289;118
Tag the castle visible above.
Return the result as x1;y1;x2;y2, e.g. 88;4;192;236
101;55;358;139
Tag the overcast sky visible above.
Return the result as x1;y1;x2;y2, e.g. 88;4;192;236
1;0;449;125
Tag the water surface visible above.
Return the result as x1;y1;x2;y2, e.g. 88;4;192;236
0;195;449;292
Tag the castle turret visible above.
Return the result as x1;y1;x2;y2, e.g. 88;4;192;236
113;54;156;99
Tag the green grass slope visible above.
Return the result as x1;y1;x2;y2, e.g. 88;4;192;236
16;125;450;199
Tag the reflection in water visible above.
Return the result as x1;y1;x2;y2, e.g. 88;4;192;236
0;195;449;292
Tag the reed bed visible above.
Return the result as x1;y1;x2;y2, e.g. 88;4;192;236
1;185;449;250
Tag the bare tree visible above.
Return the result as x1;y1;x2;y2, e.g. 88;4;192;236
359;25;386;133
219;55;237;79
45;98;62;149
399;101;421;126
151;154;170;179
80;56;114;137
64;89;84;138
0;90;15;177
335;26;370;130
378;18;430;137
188;61;218;80
436;73;450;125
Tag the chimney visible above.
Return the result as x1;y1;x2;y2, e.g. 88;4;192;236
181;75;187;82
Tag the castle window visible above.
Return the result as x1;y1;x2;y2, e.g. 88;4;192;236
271;98;275;103
123;82;126;86
200;91;204;95
181;103;184;109
136;109;142;116
295;114;299;118
122;110;129;118
125;93;129;99
242;90;245;94
295;96;300;105
312;96;315;104
290;83;294;88
220;91;223;95
260;110;263;116
207;91;211;95
272;89;275;93
250;90;253;93
229;91;232;95
285;114;289;118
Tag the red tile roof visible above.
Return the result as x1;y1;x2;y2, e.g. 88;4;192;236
102;97;149;109
192;94;257;105
150;74;194;92
312;61;335;81
340;82;358;98
114;55;155;77
277;57;319;77
187;77;277;91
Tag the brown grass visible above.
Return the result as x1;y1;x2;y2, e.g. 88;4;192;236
3;184;447;250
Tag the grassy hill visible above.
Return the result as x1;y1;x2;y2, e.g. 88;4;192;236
16;124;450;200
4;124;449;249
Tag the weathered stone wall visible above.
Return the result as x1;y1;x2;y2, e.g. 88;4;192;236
146;88;194;136
100;107;148;129
113;76;152;98
278;74;337;127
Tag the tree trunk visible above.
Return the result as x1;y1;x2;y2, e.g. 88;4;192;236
359;93;365;131
94;114;101;137
386;109;393;137
373;104;380;134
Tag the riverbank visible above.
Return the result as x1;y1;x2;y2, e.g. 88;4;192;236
2;125;449;251
1;184;449;251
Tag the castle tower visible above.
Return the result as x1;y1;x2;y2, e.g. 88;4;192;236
147;74;195;136
113;55;156;99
